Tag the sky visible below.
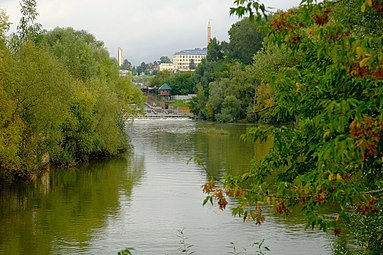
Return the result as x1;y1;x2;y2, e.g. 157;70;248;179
1;0;301;65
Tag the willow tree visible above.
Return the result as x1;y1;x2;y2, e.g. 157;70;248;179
204;0;383;253
0;3;144;179
40;27;145;165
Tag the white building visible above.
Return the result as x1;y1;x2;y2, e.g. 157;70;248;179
159;63;175;72
172;48;208;71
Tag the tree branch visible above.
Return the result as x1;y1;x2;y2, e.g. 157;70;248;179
365;188;383;196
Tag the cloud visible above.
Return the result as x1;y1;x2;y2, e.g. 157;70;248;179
2;0;300;65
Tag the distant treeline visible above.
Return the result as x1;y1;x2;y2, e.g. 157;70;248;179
0;2;144;181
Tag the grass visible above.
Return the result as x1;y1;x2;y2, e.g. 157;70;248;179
204;127;230;136
173;100;191;108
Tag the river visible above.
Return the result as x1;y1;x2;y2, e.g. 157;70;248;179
0;119;334;254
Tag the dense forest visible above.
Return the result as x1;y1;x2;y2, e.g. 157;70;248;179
200;0;383;254
0;1;144;181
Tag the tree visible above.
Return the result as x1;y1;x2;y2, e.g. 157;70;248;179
10;0;44;49
189;59;196;70
203;0;383;253
190;83;208;119
192;62;256;122
216;95;242;123
41;27;111;82
249;43;301;122
0;9;9;42
227;17;265;64
0;22;144;179
168;71;195;95
206;79;228;120
148;70;172;87
206;38;225;62
120;59;132;70
149;70;194;95
0;42;73;178
40;27;144;164
136;62;148;75
160;56;172;63
191;25;263;120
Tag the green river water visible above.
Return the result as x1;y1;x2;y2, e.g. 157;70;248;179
0;119;334;254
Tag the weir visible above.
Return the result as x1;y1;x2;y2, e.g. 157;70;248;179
138;103;194;119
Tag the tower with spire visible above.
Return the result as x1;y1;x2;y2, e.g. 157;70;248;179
207;20;212;46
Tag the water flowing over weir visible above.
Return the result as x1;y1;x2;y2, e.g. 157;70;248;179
138;103;194;119
0;119;334;254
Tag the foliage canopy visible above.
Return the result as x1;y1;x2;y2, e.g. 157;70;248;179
0;5;144;181
203;0;383;253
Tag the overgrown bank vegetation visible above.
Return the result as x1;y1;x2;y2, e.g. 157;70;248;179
0;1;144;181
199;0;383;254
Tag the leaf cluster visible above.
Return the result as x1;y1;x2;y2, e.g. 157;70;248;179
203;0;383;253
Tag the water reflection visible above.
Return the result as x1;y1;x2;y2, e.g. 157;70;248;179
194;122;264;178
0;119;333;255
0;156;144;255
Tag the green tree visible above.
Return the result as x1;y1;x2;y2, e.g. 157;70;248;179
249;43;301;122
0;42;73;178
193;59;231;89
190;83;208;119
160;56;172;63
9;0;44;50
17;0;43;39
204;0;383;253
41;27;144;164
0;5;144;180
193;62;256;122
0;9;9;42
216;95;242;123
206;38;225;62
120;59;132;70
227;17;265;64
149;70;195;95
136;62;148;75
191;22;263;120
206;79;228;120
189;59;196;70
41;27;112;82
148;70;172;87
168;71;195;95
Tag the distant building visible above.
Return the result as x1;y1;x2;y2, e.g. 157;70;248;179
172;48;207;71
159;63;175;72
119;70;131;77
159;83;172;100
118;47;123;67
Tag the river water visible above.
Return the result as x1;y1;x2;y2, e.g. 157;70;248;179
0;119;334;254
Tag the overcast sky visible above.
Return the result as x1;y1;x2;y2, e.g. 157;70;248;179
1;0;301;65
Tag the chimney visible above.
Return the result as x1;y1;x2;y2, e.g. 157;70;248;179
118;47;123;67
207;20;212;46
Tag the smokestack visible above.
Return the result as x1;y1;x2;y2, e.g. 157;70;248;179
118;47;123;67
207;20;212;46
